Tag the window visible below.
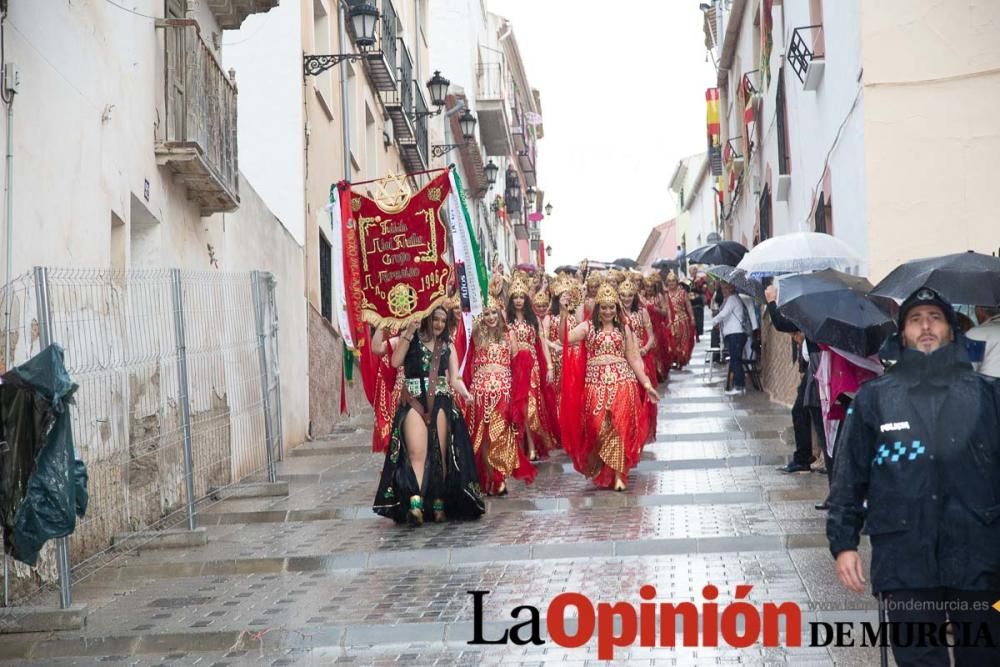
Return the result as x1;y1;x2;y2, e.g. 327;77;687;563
319;231;333;322
814;192;833;235
313;0;335;117
776;70;790;175
759;184;772;242
365;104;377;180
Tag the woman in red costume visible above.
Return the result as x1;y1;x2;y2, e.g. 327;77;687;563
370;326;402;453
664;271;696;369
618;275;658;442
562;282;659;491
542;275;581;411
507;275;557;461
645;275;673;382
467;298;537;496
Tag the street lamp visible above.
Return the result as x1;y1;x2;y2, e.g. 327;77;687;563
484;160;499;188
426;70;451;108
458;108;477;140
544;202;553;216
350;2;380;47
546;245;553;257
525;186;537;208
431;108;478;157
303;2;380;76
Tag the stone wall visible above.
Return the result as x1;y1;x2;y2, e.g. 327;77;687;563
759;311;801;408
308;305;370;438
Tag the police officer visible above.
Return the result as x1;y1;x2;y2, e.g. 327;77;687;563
827;287;1000;666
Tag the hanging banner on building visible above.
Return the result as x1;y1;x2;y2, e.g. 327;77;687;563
338;171;454;329
706;88;723;177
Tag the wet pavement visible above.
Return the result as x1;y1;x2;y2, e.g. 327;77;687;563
1;337;887;665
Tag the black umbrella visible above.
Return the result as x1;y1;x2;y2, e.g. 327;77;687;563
706;265;765;302
687;241;748;266
777;269;896;357
871;250;1000;306
612;258;639;269
651;258;679;271
554;265;579;275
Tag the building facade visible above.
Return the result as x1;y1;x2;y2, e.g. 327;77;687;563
704;0;1000;280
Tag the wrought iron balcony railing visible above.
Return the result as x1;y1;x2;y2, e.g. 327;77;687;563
156;19;239;215
788;25;824;85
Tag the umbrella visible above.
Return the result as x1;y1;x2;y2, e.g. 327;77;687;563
612;258;639;269
777;269;896;357
515;263;538;273
651;258;679;271
871;250;1000;306
737;232;861;276
554;265;579;275
687;241;748;266
706;265;765;302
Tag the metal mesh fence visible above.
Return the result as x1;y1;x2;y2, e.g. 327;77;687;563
1;268;282;608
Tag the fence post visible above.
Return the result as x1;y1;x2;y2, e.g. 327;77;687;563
32;266;72;609
266;274;284;463
251;271;277;483
170;269;197;531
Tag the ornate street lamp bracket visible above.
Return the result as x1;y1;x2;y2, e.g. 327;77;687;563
303;54;367;77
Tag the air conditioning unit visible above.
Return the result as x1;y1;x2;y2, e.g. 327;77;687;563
803;57;825;91
775;174;791;201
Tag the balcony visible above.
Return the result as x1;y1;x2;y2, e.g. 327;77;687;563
788;25;825;90
516;144;536;188
206;0;277;30
384;41;414;143
399;82;428;174
156;19;239;215
475;63;512;157
347;0;398;91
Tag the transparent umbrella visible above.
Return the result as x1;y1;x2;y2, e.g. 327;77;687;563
737;232;861;277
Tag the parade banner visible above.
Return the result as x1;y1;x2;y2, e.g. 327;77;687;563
446;167;488;372
341;171;454;328
328;187;354;351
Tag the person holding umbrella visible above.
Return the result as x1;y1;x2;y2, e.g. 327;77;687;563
711;281;752;395
827;287;1000;666
765;283;825;475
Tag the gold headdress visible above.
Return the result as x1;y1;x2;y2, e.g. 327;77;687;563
488;273;506;297
585;273;602;288
486;295;503;312
509;275;530;297
532;289;551;309
607;269;624;286
595;282;620;307
551;274;571;297
618;276;639;301
567;282;584;309
642;273;659;289
474;295;507;333
665;270;678;282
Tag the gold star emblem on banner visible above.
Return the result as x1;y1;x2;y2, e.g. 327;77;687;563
373;172;412;212
993;599;1000;614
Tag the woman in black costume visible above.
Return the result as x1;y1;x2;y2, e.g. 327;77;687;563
373;305;486;525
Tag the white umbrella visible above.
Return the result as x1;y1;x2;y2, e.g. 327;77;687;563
737;232;861;276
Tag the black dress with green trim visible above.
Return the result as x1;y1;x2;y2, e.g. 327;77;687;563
372;338;485;523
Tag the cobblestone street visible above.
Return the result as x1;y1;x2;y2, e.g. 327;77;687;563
1;337;885;666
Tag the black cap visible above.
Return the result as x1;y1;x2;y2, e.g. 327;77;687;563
898;287;957;330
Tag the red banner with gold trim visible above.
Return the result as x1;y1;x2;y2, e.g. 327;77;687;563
344;171;454;328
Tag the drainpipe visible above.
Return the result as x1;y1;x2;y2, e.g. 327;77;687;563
1;18;13;609
338;0;351;179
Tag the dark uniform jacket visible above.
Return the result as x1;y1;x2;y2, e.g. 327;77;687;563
826;341;1000;593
